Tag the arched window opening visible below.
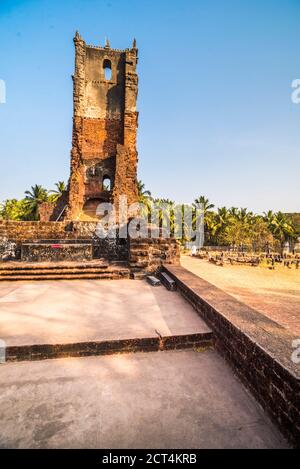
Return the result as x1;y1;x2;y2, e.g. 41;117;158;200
103;59;112;81
102;176;111;191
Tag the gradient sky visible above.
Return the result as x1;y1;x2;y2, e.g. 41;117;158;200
0;0;299;213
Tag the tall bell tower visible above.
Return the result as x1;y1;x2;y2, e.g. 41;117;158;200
66;32;139;220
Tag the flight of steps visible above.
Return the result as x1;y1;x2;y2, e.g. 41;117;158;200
0;260;130;281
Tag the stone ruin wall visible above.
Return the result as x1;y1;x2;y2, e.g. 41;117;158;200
129;237;180;273
0;221;76;241
0;35;181;269
65;33;139;220
39;191;69;222
0;221;180;270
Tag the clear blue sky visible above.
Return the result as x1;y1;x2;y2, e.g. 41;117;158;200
0;0;299;213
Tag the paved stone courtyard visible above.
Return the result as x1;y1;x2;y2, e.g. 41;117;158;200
182;255;300;335
0;276;296;447
0;349;288;449
0;279;209;346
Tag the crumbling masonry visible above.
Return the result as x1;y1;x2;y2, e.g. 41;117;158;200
65;32;139;221
0;34;180;271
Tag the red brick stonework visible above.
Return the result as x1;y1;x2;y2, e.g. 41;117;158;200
65;33;139;221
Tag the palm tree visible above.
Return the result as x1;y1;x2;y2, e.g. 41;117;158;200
0;199;20;220
205;213;219;245
152;198;176;235
137;180;151;199
24;184;49;220
216;206;231;226
49;181;66;202
262;210;296;248
236;207;253;223
193;196;214;217
137;180;153;221
263;210;275;225
193;196;215;243
213;207;232;245
249;216;274;252
228;207;239;218
271;212;296;245
52;181;66;195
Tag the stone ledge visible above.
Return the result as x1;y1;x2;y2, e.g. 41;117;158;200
5;332;213;362
162;264;300;448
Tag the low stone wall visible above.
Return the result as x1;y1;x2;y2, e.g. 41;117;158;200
0;221;178;266
162;265;300;447
0;221;103;261
129;237;180;273
0;221;74;242
0;220;103;242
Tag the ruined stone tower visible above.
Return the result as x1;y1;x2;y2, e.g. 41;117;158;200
66;32;139;220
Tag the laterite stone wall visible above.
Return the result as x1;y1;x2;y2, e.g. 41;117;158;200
129;237;180;273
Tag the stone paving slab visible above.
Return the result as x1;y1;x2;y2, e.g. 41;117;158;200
0;349;288;448
0;279;211;347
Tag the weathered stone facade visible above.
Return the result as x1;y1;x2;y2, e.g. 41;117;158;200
0;36;181;271
20;242;93;262
0;221;180;269
0;221;76;242
0;221;96;261
65;33;139;221
129;237;180;273
39;191;68;222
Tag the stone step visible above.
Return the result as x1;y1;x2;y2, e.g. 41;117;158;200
0;265;111;273
0;260;115;272
0;271;130;281
0;267;112;274
0;267;129;276
130;271;147;280
5;332;213;362
0;258;130;280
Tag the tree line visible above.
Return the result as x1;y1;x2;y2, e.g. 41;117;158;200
0;180;298;251
137;182;298;251
0;182;66;221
